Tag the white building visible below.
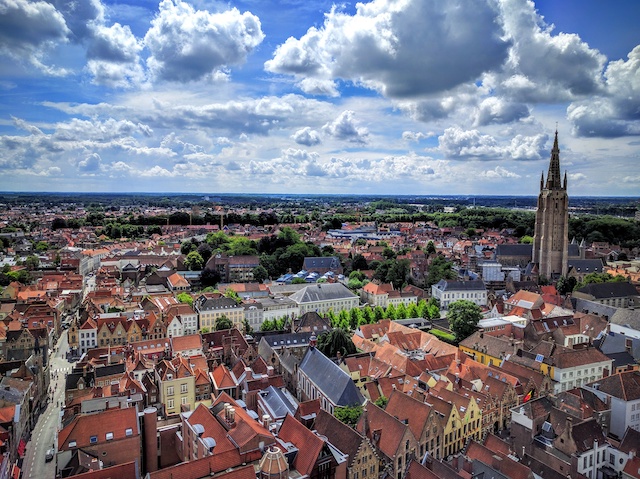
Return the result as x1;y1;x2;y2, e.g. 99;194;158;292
78;318;97;355
289;283;359;316
584;371;640;438
431;279;487;310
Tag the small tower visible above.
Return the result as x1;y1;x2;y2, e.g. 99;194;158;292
532;130;569;280
258;446;289;479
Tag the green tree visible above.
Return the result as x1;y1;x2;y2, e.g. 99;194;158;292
35;241;49;252
374;396;389;409
184;251;204;271
334;405;363;428
395;303;408;319
347;278;364;290
426;254;456;287
575;272;627;290
351;254;368;271
25;255;40;271
261;319;276;332
200;326;210;333
385;303;397;320
447;300;483;341
406;302;419;318
291;277;306;284
243;319;253;335
200;268;221;288
373;306;385;321
252;265;269;283
316;328;357;358
519;235;534;244
426;241;436;256
214;315;233;331
556;276;577;295
176;292;193;307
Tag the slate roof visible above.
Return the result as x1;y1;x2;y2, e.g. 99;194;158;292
94;363;126;378
433;279;486;291
495;244;533;257
302;256;342;271
289;282;357;303
298;346;364;407
567;259;604;274
571;298;617;318
609;309;640;330
576;281;638;299
258;385;297;420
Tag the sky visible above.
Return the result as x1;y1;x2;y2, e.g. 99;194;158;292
0;0;639;197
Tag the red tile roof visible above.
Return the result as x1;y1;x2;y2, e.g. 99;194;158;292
277;414;324;476
58;407;139;450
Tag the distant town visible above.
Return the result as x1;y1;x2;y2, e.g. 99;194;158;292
0;141;640;479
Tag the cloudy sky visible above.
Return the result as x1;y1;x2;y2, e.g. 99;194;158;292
0;0;638;196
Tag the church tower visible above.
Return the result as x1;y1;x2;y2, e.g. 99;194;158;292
532;130;569;280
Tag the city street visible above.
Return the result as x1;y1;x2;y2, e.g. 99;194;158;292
21;331;72;479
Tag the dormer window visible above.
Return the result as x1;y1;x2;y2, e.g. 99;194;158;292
69;441;77;448
105;432;114;441
90;435;97;444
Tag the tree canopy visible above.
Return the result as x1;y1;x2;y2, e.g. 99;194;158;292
447;300;483;341
316;328;356;358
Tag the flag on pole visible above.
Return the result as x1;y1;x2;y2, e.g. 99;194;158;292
523;390;533;403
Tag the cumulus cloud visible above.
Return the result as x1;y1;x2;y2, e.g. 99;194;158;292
480;166;521;178
291;127;321;146
266;0;509;98
567;45;640;137
402;131;434;142
144;0;264;83
0;0;70;74
473;97;530;126
75;152;102;172
438;126;548;161
496;0;606;103
86;23;143;88
322;111;369;144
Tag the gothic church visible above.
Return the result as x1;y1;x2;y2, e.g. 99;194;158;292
532;131;569;280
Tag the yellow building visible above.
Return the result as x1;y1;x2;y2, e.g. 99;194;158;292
195;297;244;331
156;356;196;417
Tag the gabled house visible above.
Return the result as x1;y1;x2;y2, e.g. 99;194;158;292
356;402;419;479
277;413;344;479
57;406;140;476
313;409;380;479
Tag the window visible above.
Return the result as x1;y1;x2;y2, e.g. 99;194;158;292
106;432;114;441
90;435;97;444
181;383;188;393
125;428;133;437
182;397;188;405
167;386;174;396
168;399;174;409
69;441;77;448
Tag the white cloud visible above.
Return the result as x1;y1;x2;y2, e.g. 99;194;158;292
402;131;433;142
85;23;143;88
0;0;70;74
438;126;548;161
322;110;369;144
568;45;640;137
473;97;530;126
266;0;509;98
291;127;321;146
496;0;606;102
480;166;521;178
144;0;264;83
75;152;102;172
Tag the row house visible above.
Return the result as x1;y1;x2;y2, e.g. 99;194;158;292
510;341;613;393
313;409;380;479
165;303;198;337
360;282;418;308
195;296;244;331
155;356;197;417
385;389;444;461
96;316;144;347
356;401;418;479
78;318;97;355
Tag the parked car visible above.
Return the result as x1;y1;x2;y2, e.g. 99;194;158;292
45;448;54;462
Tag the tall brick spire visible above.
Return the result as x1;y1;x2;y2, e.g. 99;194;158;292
545;129;562;190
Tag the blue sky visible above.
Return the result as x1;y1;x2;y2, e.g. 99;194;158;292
0;0;639;196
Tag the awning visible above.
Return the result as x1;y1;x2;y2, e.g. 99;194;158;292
11;465;20;479
17;439;26;456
